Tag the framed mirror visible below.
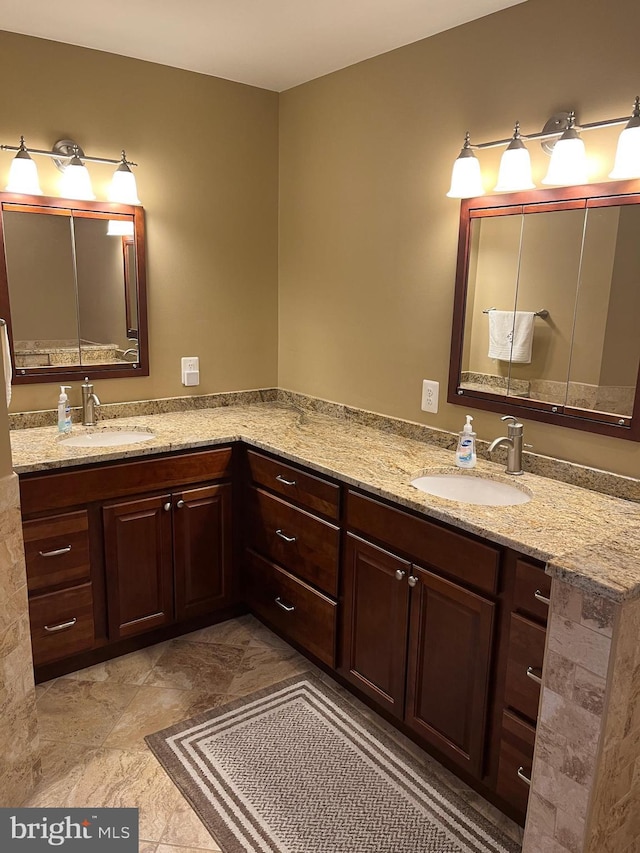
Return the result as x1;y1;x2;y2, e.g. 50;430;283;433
448;180;640;440
0;193;148;384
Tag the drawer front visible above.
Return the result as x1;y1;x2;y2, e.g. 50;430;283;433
29;582;95;666
346;491;500;595
247;450;340;520
504;612;547;723
513;558;551;624
23;510;91;594
244;549;337;667
20;447;233;515
246;487;339;597
496;709;536;823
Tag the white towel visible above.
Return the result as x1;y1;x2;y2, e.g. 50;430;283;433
488;310;535;363
1;323;11;408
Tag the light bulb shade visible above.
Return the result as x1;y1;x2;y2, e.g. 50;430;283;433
107;219;135;236
609;125;640;180
108;163;141;204
5;151;43;195
542;133;588;186
447;150;484;198
59;160;95;200
494;144;535;192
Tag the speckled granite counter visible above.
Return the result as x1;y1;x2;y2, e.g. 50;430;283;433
10;401;640;602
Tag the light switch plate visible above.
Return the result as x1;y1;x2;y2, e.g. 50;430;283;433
421;379;439;413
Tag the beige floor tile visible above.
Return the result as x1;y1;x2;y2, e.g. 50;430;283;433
227;644;309;696
68;643;171;685
104;686;233;750
161;798;222;851
139;843;158;853
183;616;256;648
145;640;245;692
36;679;139;746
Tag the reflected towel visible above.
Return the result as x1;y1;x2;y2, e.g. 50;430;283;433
488;310;535;363
1;323;11;408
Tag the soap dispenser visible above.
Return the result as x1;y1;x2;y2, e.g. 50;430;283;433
455;415;476;468
57;386;72;434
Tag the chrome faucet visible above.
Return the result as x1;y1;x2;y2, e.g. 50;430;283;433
81;377;101;426
488;415;525;475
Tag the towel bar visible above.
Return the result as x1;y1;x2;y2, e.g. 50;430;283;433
483;307;549;319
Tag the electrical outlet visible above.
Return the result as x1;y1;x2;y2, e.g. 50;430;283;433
421;379;439;413
181;356;200;386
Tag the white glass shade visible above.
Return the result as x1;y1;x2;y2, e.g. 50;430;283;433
59;161;95;200
494;145;535;192
542;135;588;186
108;164;141;204
107;219;135;236
447;152;484;198
5;153;43;195
609;124;640;179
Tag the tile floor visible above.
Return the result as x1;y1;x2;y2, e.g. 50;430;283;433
27;615;524;852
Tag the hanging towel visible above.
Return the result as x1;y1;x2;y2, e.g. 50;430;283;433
1;323;11;408
488;310;535;363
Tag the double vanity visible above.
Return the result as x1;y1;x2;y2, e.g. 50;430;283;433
11;394;640;853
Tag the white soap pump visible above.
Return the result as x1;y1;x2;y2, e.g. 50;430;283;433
57;386;72;434
455;415;476;468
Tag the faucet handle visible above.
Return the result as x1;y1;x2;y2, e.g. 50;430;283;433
501;414;519;423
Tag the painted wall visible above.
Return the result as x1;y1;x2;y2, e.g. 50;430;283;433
0;30;280;413
278;0;640;476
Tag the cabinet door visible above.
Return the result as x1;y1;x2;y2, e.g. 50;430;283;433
174;483;233;621
405;565;495;777
340;534;411;718
103;493;174;639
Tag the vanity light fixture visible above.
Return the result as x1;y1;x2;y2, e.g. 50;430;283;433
0;137;141;203
448;96;640;198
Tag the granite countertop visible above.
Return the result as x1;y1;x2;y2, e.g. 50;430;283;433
11;401;640;602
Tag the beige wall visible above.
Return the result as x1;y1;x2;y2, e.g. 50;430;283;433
0;30;279;413
278;0;640;477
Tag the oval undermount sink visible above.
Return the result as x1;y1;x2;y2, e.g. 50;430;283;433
59;429;155;448
411;473;531;506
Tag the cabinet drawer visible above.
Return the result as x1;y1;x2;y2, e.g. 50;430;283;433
246;487;339;596
244;549;337;667
29;582;95;666
246;450;340;520
346;491;500;595
23;510;91;594
513;558;551;624
504;612;547;723
496;709;535;823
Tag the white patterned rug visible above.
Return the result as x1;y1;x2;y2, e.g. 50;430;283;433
146;674;521;853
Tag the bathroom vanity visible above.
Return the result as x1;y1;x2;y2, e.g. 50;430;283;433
11;398;640;852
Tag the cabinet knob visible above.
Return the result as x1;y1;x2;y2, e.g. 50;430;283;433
408;575;418;588
163;502;171;512
394;569;406;581
176;500;185;509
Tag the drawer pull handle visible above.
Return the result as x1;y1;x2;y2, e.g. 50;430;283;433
276;474;296;486
275;596;295;613
408;575;418;588
38;545;72;558
275;529;297;543
526;666;543;685
44;618;77;633
517;766;532;787
395;569;406;581
534;589;551;606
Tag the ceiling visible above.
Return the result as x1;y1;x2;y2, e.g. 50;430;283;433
1;0;526;92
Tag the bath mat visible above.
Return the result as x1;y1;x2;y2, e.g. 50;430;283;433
145;674;520;853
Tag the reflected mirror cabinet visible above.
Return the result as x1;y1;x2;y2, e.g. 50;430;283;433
448;180;640;440
0;192;148;384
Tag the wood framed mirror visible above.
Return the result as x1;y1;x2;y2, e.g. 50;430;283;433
0;192;148;384
448;179;640;440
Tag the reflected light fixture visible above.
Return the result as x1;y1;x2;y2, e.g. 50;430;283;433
5;136;43;195
542;111;588;186
0;137;141;203
609;96;640;179
107;219;135;237
493;122;535;192
446;133;485;198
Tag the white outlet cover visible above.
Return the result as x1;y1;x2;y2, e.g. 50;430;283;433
421;379;439;413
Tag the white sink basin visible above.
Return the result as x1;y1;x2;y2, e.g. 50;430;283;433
59;429;155;448
411;473;531;506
